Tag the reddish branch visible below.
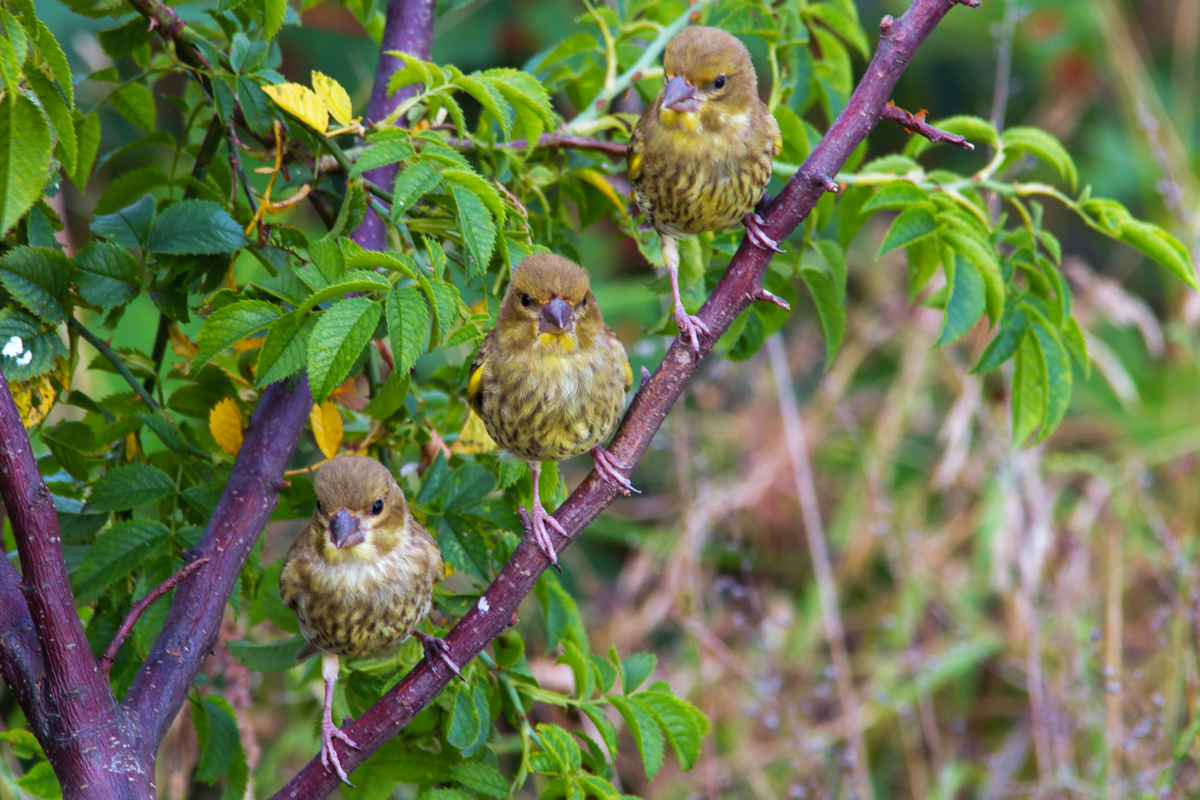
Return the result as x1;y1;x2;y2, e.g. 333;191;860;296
124;377;313;747
447;133;630;156
271;1;974;796
98;557;210;679
882;101;975;150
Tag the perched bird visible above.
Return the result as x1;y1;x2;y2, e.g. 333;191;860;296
468;253;633;564
280;455;457;786
628;25;783;351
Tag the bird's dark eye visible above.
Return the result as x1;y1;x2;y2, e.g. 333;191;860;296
520;293;532;307
582;297;588;308
714;75;727;90
371;499;384;516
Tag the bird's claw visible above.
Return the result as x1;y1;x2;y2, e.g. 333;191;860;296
415;631;464;681
674;304;711;353
743;213;785;254
320;718;359;786
529;504;566;567
591;446;638;495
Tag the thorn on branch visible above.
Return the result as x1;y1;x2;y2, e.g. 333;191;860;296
805;171;840;193
640;366;651;384
880;14;894;35
99;558;210;679
950;0;980;7
882;101;975;150
752;288;792;311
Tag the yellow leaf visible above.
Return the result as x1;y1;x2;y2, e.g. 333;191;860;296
312;71;353;127
124;432;138;461
9;375;55;428
573;167;633;229
310;400;343;460
209;397;244;456
168;323;197;359
232;337;264;354
451;410;497;455
262;82;329;134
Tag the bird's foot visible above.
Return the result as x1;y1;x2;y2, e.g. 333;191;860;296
414;631;463;681
674;302;711;353
320;717;360;787
529;501;567;566
743;213;785;254
591;446;638;495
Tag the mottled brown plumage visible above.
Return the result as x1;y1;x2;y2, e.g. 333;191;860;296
280;455;451;785
628;26;783;350
468;254;633;562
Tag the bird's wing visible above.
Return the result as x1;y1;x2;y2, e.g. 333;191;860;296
466;330;497;416
627;114;647;182
409;515;446;584
766;107;783;158
279;522;314;611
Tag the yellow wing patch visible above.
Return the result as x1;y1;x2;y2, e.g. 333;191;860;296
623;359;633;392
467;359;485;413
628;151;642;181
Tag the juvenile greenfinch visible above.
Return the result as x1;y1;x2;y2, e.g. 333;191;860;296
468;254;634;564
280;455;456;786
628;25;783;351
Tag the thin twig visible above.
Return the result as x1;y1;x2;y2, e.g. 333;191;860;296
883;102;975;150
446;133;629;156
990;0;1020;131
98;558;209;680
69;318;159;410
766;333;873;800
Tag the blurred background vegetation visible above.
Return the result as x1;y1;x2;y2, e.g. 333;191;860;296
27;0;1200;796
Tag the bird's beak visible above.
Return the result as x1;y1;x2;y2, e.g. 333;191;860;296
662;75;703;113
538;297;575;334
328;508;365;549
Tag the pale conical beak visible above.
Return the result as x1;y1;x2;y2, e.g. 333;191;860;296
538;297;575;334
328;508;364;549
662;75;703;113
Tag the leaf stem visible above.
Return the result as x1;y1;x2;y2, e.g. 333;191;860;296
69;318;160;411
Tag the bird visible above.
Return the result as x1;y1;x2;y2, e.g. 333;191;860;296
467;253;634;565
279;454;457;786
628;25;783;352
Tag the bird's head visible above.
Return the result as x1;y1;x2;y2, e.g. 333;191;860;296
310;455;411;564
658;26;758;133
498;253;603;353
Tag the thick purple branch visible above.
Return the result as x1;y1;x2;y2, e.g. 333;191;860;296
0;556;47;730
124;377;313;748
271;1;971;796
355;0;436;250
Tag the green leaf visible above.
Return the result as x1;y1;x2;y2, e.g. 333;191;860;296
456;73;514;137
580;701;618;758
226;635;306;671
609;695;665;780
307;297;382;401
1001;126;1077;191
445;682;483;751
426;278;462;344
621;652;656;694
1116;219;1199;291
193;696;241;783
538;723;582;773
1063;315;1090;377
484;68;555;128
0;729;45;759
0;307;67;381
807;1;868;56
385;51;437;94
0;246;72;323
451;184;497;276
194;300;281;369
72;519;169;603
90;193;156;250
262;0;286;39
812;238;848;300
0;94;51;238
72;114;101;190
536;571;586;652
42;420;94;481
350;129;416;177
26;70;77;176
799;265;845;366
391;159;441;221
448;761;508;797
75;241;140;307
940;231;1004;323
773;104;809;165
862;182;930;212
15;761;61;800
973;302;1028;374
97;16;152;58
94;167;170;216
637;690;709;771
255;311;313;387
877;207;936;257
936;254;985;346
1030;319;1071;444
146;200;250;255
1011;333;1045;446
237;77;274;138
590;654;618;695
111;81;155;131
88;465;176;512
